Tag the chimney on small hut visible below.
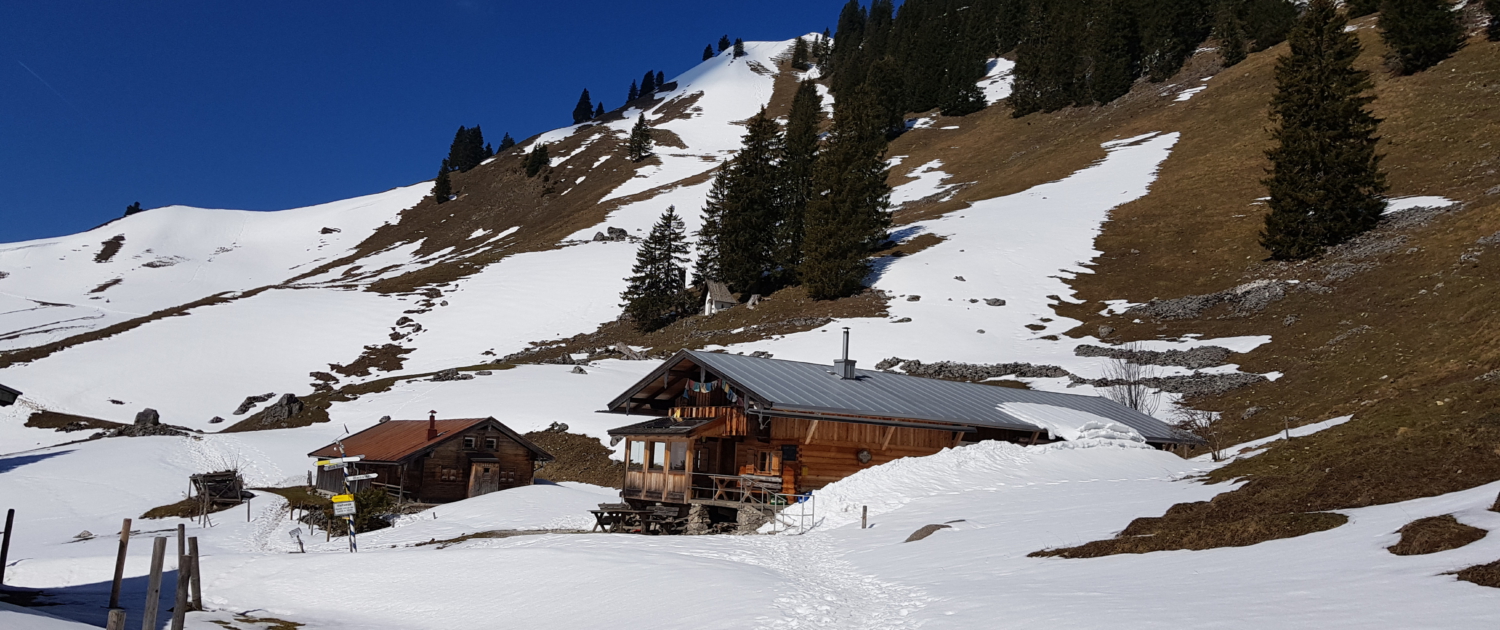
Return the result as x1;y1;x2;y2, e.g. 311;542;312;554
833;327;857;379
427;410;438;441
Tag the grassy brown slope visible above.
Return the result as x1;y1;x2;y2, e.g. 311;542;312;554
1032;27;1500;556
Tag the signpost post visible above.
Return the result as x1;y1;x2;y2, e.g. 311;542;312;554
318;446;363;553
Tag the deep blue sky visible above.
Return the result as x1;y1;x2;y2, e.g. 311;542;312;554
0;1;845;242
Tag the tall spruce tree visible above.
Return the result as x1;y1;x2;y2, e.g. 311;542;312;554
572;89;594;124
1087;0;1143;104
627;81;639;102
498;133;515;151
641;71;657;95
483;143;494;159
595;103;605;118
704;45;716;60
628;115;654;162
1261;0;1387;260
446;125;486;172
656;71;666;87
1487;0;1500;41
524;144;550;177
1347;0;1382;18
1243;0;1298;51
711;110;785;293
791;37;810;70
433;160;453;204
776;80;823;278
1138;0;1214;82
733;38;746;58
1216;1;1249;68
125;201;144;216
621;206;692;331
693;169;729;287
718;35;732;52
1379;0;1465;75
801;86;891;300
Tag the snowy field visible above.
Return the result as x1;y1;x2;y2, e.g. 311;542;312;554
3;35;1497;629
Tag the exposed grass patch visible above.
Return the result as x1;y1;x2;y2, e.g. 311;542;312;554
328;343;413;378
1388;514;1487;555
89;278;123;294
256;486;331;511
94;234;125;263
141;496;243;520
208;614;305;630
1456;559;1500;588
24;410;123;432
221;363;515;432
414;528;588;549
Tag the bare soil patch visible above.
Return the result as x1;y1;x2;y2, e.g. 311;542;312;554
24;410;123;433
526;430;624;488
1388;514;1487;555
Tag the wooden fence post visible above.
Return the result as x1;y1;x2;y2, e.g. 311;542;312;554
142;537;166;630
106;608;127;630
170;548;189;630
188;537;202;611
110;518;132;609
0;508;13;587
176;524;185;561
861;505;868;530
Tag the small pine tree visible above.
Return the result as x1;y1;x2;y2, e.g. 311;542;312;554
733;38;746;58
627;81;639;102
641;71;657;95
627;115;654;161
498;133;515;151
594;102;605;118
621;206;692;332
524;144;550;177
433;160;453;204
656;71;665;87
1379;0;1466;75
483;143;494;159
1261;0;1387;260
790;37;810;70
1487;0;1500;41
718;35;732;52
1216;2;1249;67
704;45;715;61
124;201;144;216
572;89;594;124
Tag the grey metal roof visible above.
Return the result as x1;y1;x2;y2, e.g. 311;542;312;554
612;350;1196;444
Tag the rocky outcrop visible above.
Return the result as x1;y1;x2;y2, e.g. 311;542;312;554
431;368;474;382
258;394;305;424
875;357;1070;380
1073;344;1233;369
233;393;275;415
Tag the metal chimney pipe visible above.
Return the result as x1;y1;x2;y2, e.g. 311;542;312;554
842;327;850;363
835;327;857;379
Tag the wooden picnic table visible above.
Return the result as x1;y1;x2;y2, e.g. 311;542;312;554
590;506;651;533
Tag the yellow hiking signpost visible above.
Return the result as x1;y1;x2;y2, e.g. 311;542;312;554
320;447;364;553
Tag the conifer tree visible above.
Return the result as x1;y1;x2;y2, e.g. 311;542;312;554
1347;0;1382;18
124;201;144;216
712;110;785;293
1487;0;1500;41
1139;0;1214;82
733;38;746;58
641;71;657;95
1087;0;1142;104
524;144;550;177
1261;0;1387;260
693;169;729;287
791;37;810;70
433;160;453;204
627;81;639;102
704;45;716;60
1379;0;1465;75
628;115;654;162
718;35;732;53
483;143;494;159
621;206;692;331
801;86;891;300
1243;0;1298;51
595;103;605;118
446;125;486;173
656;71;665;87
777;80;823;278
1216;1;1249;68
498;133;515;151
572;89;594;124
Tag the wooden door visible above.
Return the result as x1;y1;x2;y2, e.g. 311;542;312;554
468;463;499;497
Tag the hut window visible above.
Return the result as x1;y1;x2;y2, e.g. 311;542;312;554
439;467;461;482
628;441;644;471
756;451;780;475
649;442;666;471
669;442;687;472
463;437;476;449
484;438;497;450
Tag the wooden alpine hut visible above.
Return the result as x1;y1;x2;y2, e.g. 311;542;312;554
604;331;1199;522
308;412;553;504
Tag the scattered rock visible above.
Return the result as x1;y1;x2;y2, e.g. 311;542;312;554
607;227;629;241
954;276;966;282
976;329;985;334
431;368;474;382
135;408;160;427
109;399;125;405
1283;315;1299;327
75;531;94;539
906;295;921;301
546;422;570;432
1074;344;1233;370
439;300;448;306
319;227;341;234
904;523;952;543
614;342;647;360
592;232;608;242
233;393;275;415
879;358;1070;380
105;407;191;437
1476;370;1500;383
893;317;912;323
396;316;413;326
1075;372;1268;397
571;366;589;375
208;416;224;424
984;298;1005;306
749;351;773;359
1097;326;1114;337
378;416;392;423
1127;279;1288;320
1241;407;1263;420
476;370;493;376
258;394;305;425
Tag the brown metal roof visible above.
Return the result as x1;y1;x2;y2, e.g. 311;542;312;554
307;417;554;463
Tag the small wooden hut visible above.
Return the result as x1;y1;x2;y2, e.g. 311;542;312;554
307;413;552;504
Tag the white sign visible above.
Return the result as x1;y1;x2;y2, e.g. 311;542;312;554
332;501;357;517
317;455;364;466
346;473;378;481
